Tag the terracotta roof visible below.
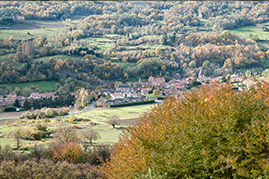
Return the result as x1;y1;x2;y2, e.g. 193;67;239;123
31;93;40;97
40;92;54;97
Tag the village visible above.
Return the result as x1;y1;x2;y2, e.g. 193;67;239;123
0;67;257;110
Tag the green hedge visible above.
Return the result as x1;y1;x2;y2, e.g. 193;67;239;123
157;96;167;100
110;100;155;108
4;107;16;112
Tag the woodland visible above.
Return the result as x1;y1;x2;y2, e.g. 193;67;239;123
0;1;269;96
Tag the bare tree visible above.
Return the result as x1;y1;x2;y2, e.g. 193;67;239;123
107;115;120;128
79;129;100;151
54;126;78;144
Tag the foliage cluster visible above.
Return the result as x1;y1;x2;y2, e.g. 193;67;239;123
104;80;269;178
21;107;69;119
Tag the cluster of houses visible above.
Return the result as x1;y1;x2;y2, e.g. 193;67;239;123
96;68;256;106
0;92;55;107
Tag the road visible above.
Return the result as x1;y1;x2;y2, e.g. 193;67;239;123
63;102;97;117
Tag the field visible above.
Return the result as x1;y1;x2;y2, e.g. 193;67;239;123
0;53;15;59
73;104;154;122
33;55;79;63
0;26;72;40
0;104;155;147
2;81;58;92
229;25;269;40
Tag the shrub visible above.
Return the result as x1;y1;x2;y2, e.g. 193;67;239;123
69;116;74;123
4;107;16;112
109;99;155;108
31;130;42;140
0;159;103;178
52;142;83;163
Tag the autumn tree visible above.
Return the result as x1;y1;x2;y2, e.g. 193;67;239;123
74;88;89;110
155;47;162;56
104;81;269;178
153;89;160;96
114;82;123;90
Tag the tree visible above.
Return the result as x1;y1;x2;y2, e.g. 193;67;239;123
202;60;210;69
79;129;100;151
246;70;252;78
189;60;196;68
54;126;78;144
13;99;20;108
74;88;89;110
162;31;167;45
14;87;20;95
153;89;160;96
169;85;178;96
23;87;31;97
114;82;123;90
155;47;162;56
23;99;31;110
104;81;269;178
226;74;231;81
107;115;120;128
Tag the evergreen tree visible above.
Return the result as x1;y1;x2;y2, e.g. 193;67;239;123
13;99;20;108
162;31;167;45
23;99;31;110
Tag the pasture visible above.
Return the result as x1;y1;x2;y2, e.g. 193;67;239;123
33;55;78;63
73;104;154;122
229;25;269;40
2;81;58;92
0;103;156;147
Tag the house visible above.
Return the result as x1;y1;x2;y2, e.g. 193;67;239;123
116;84;132;93
110;93;125;100
151;77;165;84
176;86;184;91
98;89;114;96
164;89;170;95
230;74;242;82
30;93;41;99
198;68;205;78
40;92;54;99
0;95;3;103
141;88;152;95
8;92;17;98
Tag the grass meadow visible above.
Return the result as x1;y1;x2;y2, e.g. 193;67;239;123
2;81;58;92
229;25;269;40
73;104;154;122
33;55;79;63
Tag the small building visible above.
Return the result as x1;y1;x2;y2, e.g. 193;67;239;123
110;93;125;100
116;84;132;93
40;92;55;99
30;93;41;99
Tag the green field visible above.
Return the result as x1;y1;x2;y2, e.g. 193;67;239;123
0;26;71;40
33;55;79;63
0;53;15;59
73;104;154;122
2;81;58;92
229;25;269;40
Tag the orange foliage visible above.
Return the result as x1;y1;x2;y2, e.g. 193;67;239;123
53;142;83;163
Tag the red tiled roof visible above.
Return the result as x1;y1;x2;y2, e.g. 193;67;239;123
40;92;54;97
